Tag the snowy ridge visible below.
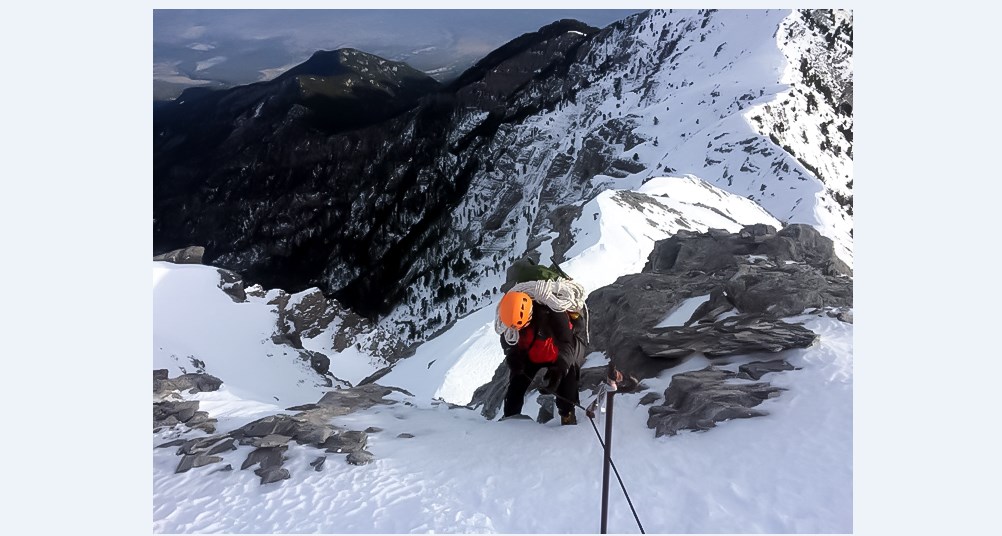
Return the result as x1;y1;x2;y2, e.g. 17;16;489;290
381;175;779;407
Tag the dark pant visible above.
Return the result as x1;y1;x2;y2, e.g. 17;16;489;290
504;362;581;418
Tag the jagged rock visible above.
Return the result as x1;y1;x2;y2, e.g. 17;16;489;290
177;435;231;455
323;431;368;454
216;268;247;302
346;450;375;466
153;246;204;264
647;367;785;437
154;400;199;425
313;384;406;417
310;456;327;471
638;393;662;406
365;427;383;434
536;395;556;424
255;467;291;485
236;415;300;438
285;289;339;339
738;360;797;381
299;350;331;376
291;424;334;447
835;308;853;323
156;439;186;449
396;433;415;439
584;224;852;379
469;362;513;421
154;372;223;395
639;314;818;360
248;434;292;448
154;369;169;381
175;454;223;473
240;446;287;471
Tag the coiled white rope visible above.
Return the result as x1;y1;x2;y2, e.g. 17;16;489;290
494;279;590;346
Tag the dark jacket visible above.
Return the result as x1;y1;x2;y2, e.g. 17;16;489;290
501;301;585;372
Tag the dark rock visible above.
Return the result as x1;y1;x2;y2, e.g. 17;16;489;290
396;433;415;439
536;394;556;424
216;268;247;302
238;415;300;438
156;439;186;449
469;362;513;420
365;427;384;434
581;224;852;380
212;464;233;474
291;424;334;447
647;366;784;437
638;393;662;406
154;373;223;395
310;456;327;471
738;360;796;380
285;289;340;339
241;446;288;471
154;369;169;381
314;384;405;416
175;454;223;473
153;401;200;424
346;450;375;466
255;467;291;485
301;350;331;376
286;403;321;412
249;434;292;448
836;309;853;324
323;431;368;454
153;246;205;264
640;314;818;360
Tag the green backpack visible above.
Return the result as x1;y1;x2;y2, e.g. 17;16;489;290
509;258;571;284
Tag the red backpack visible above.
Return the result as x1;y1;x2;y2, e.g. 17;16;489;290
516;313;573;364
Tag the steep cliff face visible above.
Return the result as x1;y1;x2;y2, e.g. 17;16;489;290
154;9;852;350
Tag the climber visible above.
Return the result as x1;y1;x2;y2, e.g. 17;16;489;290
497;290;586;425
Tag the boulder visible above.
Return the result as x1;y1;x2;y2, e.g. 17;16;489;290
154;372;223;395
639;314;818;360
738;360;797;381
323;431;368;454
647;366;784;437
175;454;223;473
216;268;247;302
346;450;375;466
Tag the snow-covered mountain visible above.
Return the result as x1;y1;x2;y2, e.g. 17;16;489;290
153;9;852;354
153;175;851;533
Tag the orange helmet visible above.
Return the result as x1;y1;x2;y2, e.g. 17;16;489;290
499;291;533;329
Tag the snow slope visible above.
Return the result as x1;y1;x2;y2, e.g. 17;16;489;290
153;175;850;533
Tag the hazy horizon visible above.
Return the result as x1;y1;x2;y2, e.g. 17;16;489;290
153;9;643;100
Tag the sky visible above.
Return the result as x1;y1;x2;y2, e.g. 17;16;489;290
153;9;642;98
153;175;851;533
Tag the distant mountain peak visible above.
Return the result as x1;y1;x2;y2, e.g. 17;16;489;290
279;48;436;83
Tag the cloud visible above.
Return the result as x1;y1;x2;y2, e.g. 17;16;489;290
153;61;213;86
195;56;228;72
180;25;207;40
258;62;300;81
188;43;215;51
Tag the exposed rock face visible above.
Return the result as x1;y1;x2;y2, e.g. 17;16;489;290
155;383;405;484
154;371;223;397
587;224;852;379
216;269;247;302
153;400;217;434
153;246;205;264
639;314;818;360
646;365;786;437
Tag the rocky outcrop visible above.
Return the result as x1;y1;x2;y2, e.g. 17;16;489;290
587;224;852;379
154;370;223;397
153;246;205;264
153;400;217;434
646;365;787;437
156;383;407;484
